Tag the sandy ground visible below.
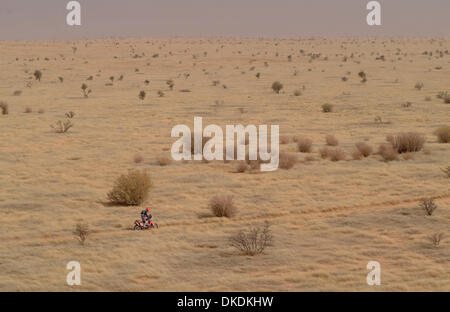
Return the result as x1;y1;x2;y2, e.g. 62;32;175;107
0;37;449;291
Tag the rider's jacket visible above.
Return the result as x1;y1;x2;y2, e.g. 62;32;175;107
141;210;149;219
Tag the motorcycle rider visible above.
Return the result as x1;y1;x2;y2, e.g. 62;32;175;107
141;207;151;226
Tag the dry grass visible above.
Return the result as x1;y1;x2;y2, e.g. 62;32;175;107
434;126;450;143
235;161;248;173
352;150;363;160
319;147;345;161
429;233;444;247
319;147;330;159
1;38;450;292
328;148;346;161
50;120;73;133
355;142;373;157
156;155;172;166
278;152;297;169
325;135;339;146
441;166;450;178
73;223;90;245
387;133;425;153
378;143;399;161
420;198;437;216
321;103;333;112
209;195;236;218
279;136;290;144
133;154;144;164
271;81;283;93
0;101;8;115
296;137;313;153
107;170;152;206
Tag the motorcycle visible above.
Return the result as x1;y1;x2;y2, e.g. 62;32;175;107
133;219;158;230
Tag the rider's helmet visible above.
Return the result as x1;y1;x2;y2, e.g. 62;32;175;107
146;207;150;212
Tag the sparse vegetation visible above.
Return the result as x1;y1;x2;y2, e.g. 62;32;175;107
166;79;174;90
279;152;297;169
156;155;172;166
387;133;425;153
429;233;444;247
230;222;272;256
235;161;248;173
134;154;144;164
414;82;424;90
318;147;345;161
0;101;8;115
355;142;373;157
328;148;346;161
358;71;367;83
209;195;236;218
420;198;437;216
107;170;152;206
279;136;290;144
81;83;91;98
434;126;450;143
74;223;90;245
296;137;313;153
321;103;333;113
441;166;450;178
138;90;146;103
378;143;399;161
271;81;283;94
325;135;339;146
33;70;42;81
50;120;73;133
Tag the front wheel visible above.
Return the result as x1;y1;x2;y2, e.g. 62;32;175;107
152;223;159;229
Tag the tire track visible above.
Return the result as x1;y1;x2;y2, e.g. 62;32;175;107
2;193;449;246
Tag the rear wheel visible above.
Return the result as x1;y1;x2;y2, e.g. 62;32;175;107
133;224;141;231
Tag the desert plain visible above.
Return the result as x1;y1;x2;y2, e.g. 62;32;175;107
0;37;449;291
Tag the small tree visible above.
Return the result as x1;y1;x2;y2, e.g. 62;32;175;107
272;81;283;94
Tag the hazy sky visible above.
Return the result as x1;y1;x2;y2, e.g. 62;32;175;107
0;0;449;40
